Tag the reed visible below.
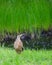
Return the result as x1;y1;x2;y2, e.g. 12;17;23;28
0;0;52;33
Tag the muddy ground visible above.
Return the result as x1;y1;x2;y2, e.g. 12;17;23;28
0;28;52;49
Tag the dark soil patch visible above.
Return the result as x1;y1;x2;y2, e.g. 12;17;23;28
0;28;52;49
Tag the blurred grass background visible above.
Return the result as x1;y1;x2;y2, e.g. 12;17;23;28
0;0;52;33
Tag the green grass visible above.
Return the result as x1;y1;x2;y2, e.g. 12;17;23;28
0;47;52;65
0;0;52;32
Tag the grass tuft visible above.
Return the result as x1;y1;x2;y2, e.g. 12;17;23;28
0;47;52;65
